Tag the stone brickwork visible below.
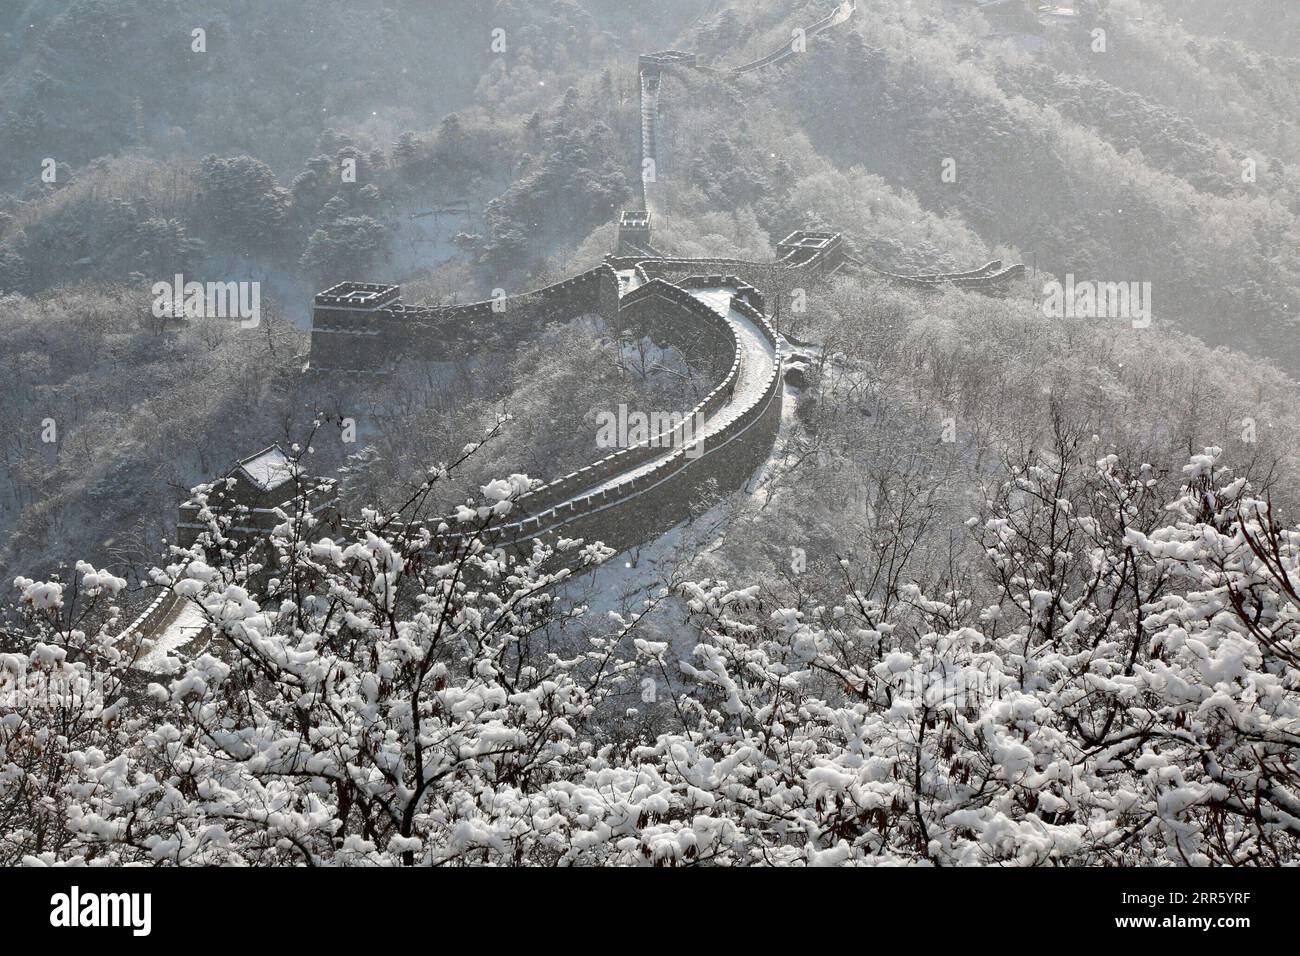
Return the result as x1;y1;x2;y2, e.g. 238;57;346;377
308;265;620;372
428;280;786;560
311;230;844;563
177;445;339;550
125;0;1015;654
730;2;857;74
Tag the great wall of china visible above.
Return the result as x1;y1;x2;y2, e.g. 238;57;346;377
121;0;1024;665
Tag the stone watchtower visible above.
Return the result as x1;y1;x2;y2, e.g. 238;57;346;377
177;445;339;551
617;210;653;253
307;281;402;373
776;231;846;274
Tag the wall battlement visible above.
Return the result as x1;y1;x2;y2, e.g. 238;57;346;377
132;0;1016;656
294;0;1014;565
308;265;621;372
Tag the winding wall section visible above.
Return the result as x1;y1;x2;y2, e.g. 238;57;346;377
427;267;793;555
127;2;1016;647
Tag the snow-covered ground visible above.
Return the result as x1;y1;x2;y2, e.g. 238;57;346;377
616;268;645;294
133;598;208;674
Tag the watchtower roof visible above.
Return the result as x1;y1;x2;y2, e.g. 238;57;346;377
234;445;295;493
314;282;401;309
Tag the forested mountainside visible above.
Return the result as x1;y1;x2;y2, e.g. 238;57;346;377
2;1;1295;315
1149;0;1299;56
2;1;1299;870
1;0;1295;578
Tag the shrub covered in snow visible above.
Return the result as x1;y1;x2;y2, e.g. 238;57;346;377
2;445;1297;866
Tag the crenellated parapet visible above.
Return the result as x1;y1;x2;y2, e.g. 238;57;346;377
424;268;787;558
133;0;1012;656
312;238;812;559
617;209;655;255
308;266;621;373
775;230;845;270
857;258;1027;292
729;2;857;74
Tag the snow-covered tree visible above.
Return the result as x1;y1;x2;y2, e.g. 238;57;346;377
4;443;1298;865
